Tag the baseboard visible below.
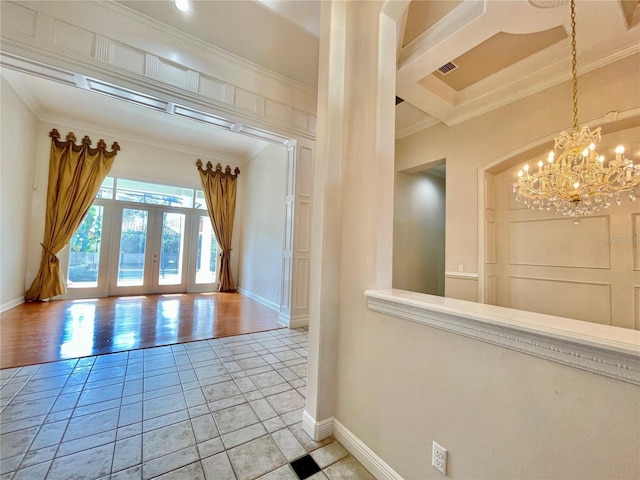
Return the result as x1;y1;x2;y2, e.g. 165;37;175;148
332;418;404;480
302;410;334;441
1;296;24;313
289;314;309;328
237;288;279;311
301;412;404;480
277;313;291;328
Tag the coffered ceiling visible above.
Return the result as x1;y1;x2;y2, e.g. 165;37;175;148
395;0;640;137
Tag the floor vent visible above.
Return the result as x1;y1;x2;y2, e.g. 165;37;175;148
437;61;458;75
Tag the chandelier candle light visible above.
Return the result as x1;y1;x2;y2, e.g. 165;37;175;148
514;0;639;216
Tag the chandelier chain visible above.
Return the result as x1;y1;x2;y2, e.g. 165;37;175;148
570;0;579;132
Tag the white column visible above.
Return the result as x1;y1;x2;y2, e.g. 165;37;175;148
304;0;347;439
305;0;405;440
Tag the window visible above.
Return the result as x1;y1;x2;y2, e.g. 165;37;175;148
65;176;219;295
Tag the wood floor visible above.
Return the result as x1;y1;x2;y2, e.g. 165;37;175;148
0;292;283;369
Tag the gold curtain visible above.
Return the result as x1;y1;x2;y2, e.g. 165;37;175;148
196;160;240;292
25;129;119;301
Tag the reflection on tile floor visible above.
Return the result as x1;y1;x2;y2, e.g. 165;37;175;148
0;328;374;480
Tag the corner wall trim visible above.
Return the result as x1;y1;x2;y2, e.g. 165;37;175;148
302;410;333;441
365;289;640;386
289;314;310;328
332;418;404;480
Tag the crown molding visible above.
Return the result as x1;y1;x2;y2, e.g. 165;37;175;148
366;289;640;385
93;2;317;98
395;115;441;139
446;43;640;127
0;1;317;123
0;46;316;143
397;42;639;135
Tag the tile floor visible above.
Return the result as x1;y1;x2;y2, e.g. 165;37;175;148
0;328;375;480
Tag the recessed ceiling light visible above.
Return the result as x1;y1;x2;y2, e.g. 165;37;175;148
174;0;189;12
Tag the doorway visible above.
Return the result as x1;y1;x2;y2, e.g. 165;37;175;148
63;178;219;298
109;204;191;295
392;162;446;296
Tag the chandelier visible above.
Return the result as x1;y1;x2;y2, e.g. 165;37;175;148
514;0;639;216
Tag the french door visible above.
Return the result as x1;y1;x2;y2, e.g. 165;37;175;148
109;204;191;295
64;202;219;298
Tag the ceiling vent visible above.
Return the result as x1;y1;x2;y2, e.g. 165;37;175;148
437;62;458;76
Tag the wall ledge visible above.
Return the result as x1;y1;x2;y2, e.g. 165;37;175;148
365;289;640;385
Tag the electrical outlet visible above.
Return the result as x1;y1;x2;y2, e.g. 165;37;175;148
432;441;447;475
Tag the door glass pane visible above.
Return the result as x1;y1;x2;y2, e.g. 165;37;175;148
158;212;186;285
68;205;104;288
117;208;149;286
196;215;218;284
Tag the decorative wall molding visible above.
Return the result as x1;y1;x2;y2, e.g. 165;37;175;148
0;1;317;140
365;289;640;385
444;271;479;279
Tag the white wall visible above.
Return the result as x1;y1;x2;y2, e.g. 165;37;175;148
310;3;640;479
238;143;287;307
393;171;445;296
0;76;39;309
25;120;245;292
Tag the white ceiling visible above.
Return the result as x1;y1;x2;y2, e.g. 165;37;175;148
254;0;320;37
115;0;320;88
2;0;638;155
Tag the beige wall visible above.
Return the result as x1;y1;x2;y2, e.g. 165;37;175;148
396;53;640;302
310;2;640;478
0;76;39;308
25;120;245;293
492;127;640;330
393;171;445;295
238;143;287;306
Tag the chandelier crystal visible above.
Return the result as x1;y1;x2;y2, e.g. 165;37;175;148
513;0;639;216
